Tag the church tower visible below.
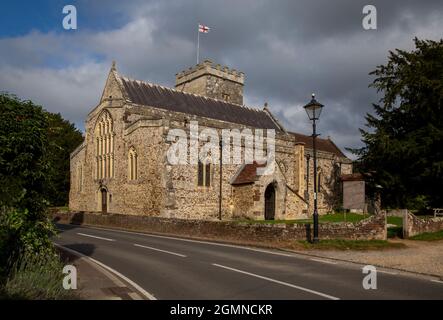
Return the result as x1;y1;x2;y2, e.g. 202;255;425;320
175;59;245;105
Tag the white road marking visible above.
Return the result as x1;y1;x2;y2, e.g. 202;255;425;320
310;258;338;265
70;225;296;258
134;243;187;258
378;270;398;275
212;263;340;300
54;243;156;300
77;232;115;242
431;279;443;284
128;292;143;300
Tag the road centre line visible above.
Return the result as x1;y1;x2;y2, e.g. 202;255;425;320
77;232;115;242
66;225;296;258
212;263;340;300
134;243;187;258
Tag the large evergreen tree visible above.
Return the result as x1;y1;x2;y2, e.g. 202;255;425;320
45;112;83;206
352;38;443;210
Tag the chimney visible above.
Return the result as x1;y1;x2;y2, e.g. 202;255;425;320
175;59;245;105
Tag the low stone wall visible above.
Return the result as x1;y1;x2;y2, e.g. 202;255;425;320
52;211;387;242
386;209;405;217
403;210;443;238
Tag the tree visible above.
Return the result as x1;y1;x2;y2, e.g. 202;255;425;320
0;93;82;288
0;94;53;279
45;112;83;206
351;38;443;210
0;94;49;214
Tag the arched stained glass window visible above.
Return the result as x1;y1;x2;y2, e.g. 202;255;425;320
95;110;114;179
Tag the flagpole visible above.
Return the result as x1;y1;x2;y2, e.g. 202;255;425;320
197;24;200;64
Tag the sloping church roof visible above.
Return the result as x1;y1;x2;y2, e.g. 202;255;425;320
118;74;281;130
231;161;267;185
289;132;346;158
107;66;347;159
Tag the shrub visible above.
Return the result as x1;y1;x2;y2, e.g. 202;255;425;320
1;250;75;300
0;207;56;282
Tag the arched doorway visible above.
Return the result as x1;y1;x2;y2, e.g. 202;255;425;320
264;183;276;220
101;188;107;214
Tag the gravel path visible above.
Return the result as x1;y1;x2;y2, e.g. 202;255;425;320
303;240;443;278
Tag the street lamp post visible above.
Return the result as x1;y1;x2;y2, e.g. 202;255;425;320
303;94;324;243
218;139;223;221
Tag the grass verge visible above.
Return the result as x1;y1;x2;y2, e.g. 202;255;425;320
295;239;406;251
0;251;76;300
409;230;443;241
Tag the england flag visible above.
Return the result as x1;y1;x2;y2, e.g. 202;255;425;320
198;24;210;33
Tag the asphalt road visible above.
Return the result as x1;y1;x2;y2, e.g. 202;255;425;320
54;224;443;300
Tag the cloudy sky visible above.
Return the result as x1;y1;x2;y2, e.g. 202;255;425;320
1;0;442;158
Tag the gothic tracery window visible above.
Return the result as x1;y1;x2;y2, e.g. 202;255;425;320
77;165;83;192
95;110;114;179
197;160;211;187
128;147;138;180
317;168;322;193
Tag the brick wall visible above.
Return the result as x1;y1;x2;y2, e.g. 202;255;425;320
52;210;387;242
403;210;443;238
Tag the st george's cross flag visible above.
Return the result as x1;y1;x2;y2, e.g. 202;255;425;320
198;24;210;33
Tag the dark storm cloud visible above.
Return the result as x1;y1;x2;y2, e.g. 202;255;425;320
1;0;442;158
108;0;442;158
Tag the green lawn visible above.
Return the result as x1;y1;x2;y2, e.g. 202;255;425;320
387;216;403;226
410;230;443;241
234;213;371;225
386;216;404;239
234;219;301;225
295;213;370;224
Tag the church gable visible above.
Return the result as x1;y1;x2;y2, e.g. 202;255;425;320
99;62;126;103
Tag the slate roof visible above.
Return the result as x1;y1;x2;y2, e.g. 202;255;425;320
290;132;346;158
115;72;348;159
119;75;281;130
231;162;267;185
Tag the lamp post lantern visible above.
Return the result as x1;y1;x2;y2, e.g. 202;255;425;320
303;93;324;243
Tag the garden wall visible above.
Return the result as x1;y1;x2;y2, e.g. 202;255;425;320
403;210;443;238
52;210;387;243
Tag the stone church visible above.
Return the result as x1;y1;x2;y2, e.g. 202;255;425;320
69;60;352;220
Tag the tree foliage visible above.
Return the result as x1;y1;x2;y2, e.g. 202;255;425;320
0;94;52;279
0;93;82;282
351;38;443;209
0;94;49;215
45;112;83;206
